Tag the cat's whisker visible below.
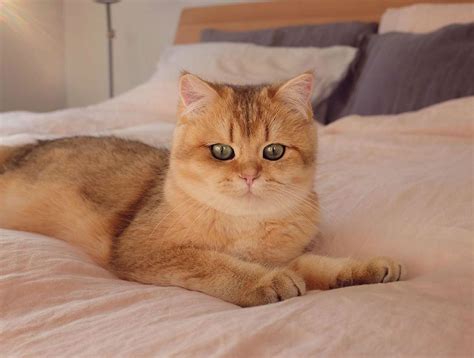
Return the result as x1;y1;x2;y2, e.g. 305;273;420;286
180;201;212;241
264;186;329;230
147;195;196;240
281;188;340;224
269;192;308;220
267;186;320;212
160;197;203;239
264;186;317;217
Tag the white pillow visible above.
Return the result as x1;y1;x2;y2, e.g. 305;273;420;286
379;3;474;34
152;43;356;122
106;43;355;123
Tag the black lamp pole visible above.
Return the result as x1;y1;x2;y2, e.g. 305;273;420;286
95;0;120;98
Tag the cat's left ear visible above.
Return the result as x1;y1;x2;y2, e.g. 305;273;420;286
179;73;219;117
274;72;314;118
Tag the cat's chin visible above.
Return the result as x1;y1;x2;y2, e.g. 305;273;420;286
206;196;292;218
186;186;300;218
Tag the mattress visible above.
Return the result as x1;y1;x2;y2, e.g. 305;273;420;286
1;96;473;356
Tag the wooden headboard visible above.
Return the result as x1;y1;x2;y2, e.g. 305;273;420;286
175;0;471;44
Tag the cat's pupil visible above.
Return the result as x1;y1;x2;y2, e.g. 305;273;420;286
263;144;285;161
211;144;235;160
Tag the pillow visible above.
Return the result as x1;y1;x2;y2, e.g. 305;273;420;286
201;22;378;47
148;42;357;122
379;3;474;34
322;23;474;123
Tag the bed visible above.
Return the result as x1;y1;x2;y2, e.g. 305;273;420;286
1;1;473;356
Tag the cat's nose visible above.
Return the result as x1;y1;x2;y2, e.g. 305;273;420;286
239;173;260;186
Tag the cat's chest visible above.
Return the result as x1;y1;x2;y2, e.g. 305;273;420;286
209;217;310;265
165;205;315;265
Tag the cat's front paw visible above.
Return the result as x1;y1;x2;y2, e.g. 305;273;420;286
241;270;306;307
333;257;404;288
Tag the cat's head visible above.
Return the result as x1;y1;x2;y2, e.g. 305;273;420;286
169;72;317;217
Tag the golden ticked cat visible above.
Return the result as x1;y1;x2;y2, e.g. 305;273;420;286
0;73;403;306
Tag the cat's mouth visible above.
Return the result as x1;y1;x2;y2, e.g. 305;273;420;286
240;188;262;200
219;181;266;201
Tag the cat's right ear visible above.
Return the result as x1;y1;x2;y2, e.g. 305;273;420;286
178;73;218;117
273;72;314;119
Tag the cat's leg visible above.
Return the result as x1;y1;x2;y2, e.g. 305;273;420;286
111;246;306;307
288;254;403;290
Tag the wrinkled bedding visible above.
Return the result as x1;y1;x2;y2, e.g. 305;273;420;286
1;97;473;356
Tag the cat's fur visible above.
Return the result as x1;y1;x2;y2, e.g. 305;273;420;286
0;73;403;306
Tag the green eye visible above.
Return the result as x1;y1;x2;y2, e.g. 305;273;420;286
263;143;285;161
210;143;235;160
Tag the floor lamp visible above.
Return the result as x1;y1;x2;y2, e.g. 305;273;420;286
95;0;120;98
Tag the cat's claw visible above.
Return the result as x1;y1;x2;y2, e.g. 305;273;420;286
367;257;404;283
333;257;404;289
242;269;306;306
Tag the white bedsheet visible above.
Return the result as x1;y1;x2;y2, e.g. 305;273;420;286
1;97;473;356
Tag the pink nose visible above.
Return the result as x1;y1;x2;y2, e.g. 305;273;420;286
239;174;259;186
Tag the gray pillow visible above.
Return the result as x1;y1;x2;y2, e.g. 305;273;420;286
201;22;378;47
324;23;474;123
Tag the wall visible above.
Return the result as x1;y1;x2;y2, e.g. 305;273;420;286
0;0;65;112
63;0;107;108
0;0;258;112
64;0;258;108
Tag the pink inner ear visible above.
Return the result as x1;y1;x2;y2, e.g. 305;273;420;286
299;76;314;103
180;78;203;106
276;73;314;105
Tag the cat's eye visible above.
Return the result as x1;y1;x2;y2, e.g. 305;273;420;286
263;143;285;161
210;144;235;161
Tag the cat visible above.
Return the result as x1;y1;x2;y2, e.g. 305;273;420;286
0;72;403;307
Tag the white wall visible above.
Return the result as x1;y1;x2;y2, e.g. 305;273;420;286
0;0;257;112
63;0;107;108
0;0;65;112
64;0;258;108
